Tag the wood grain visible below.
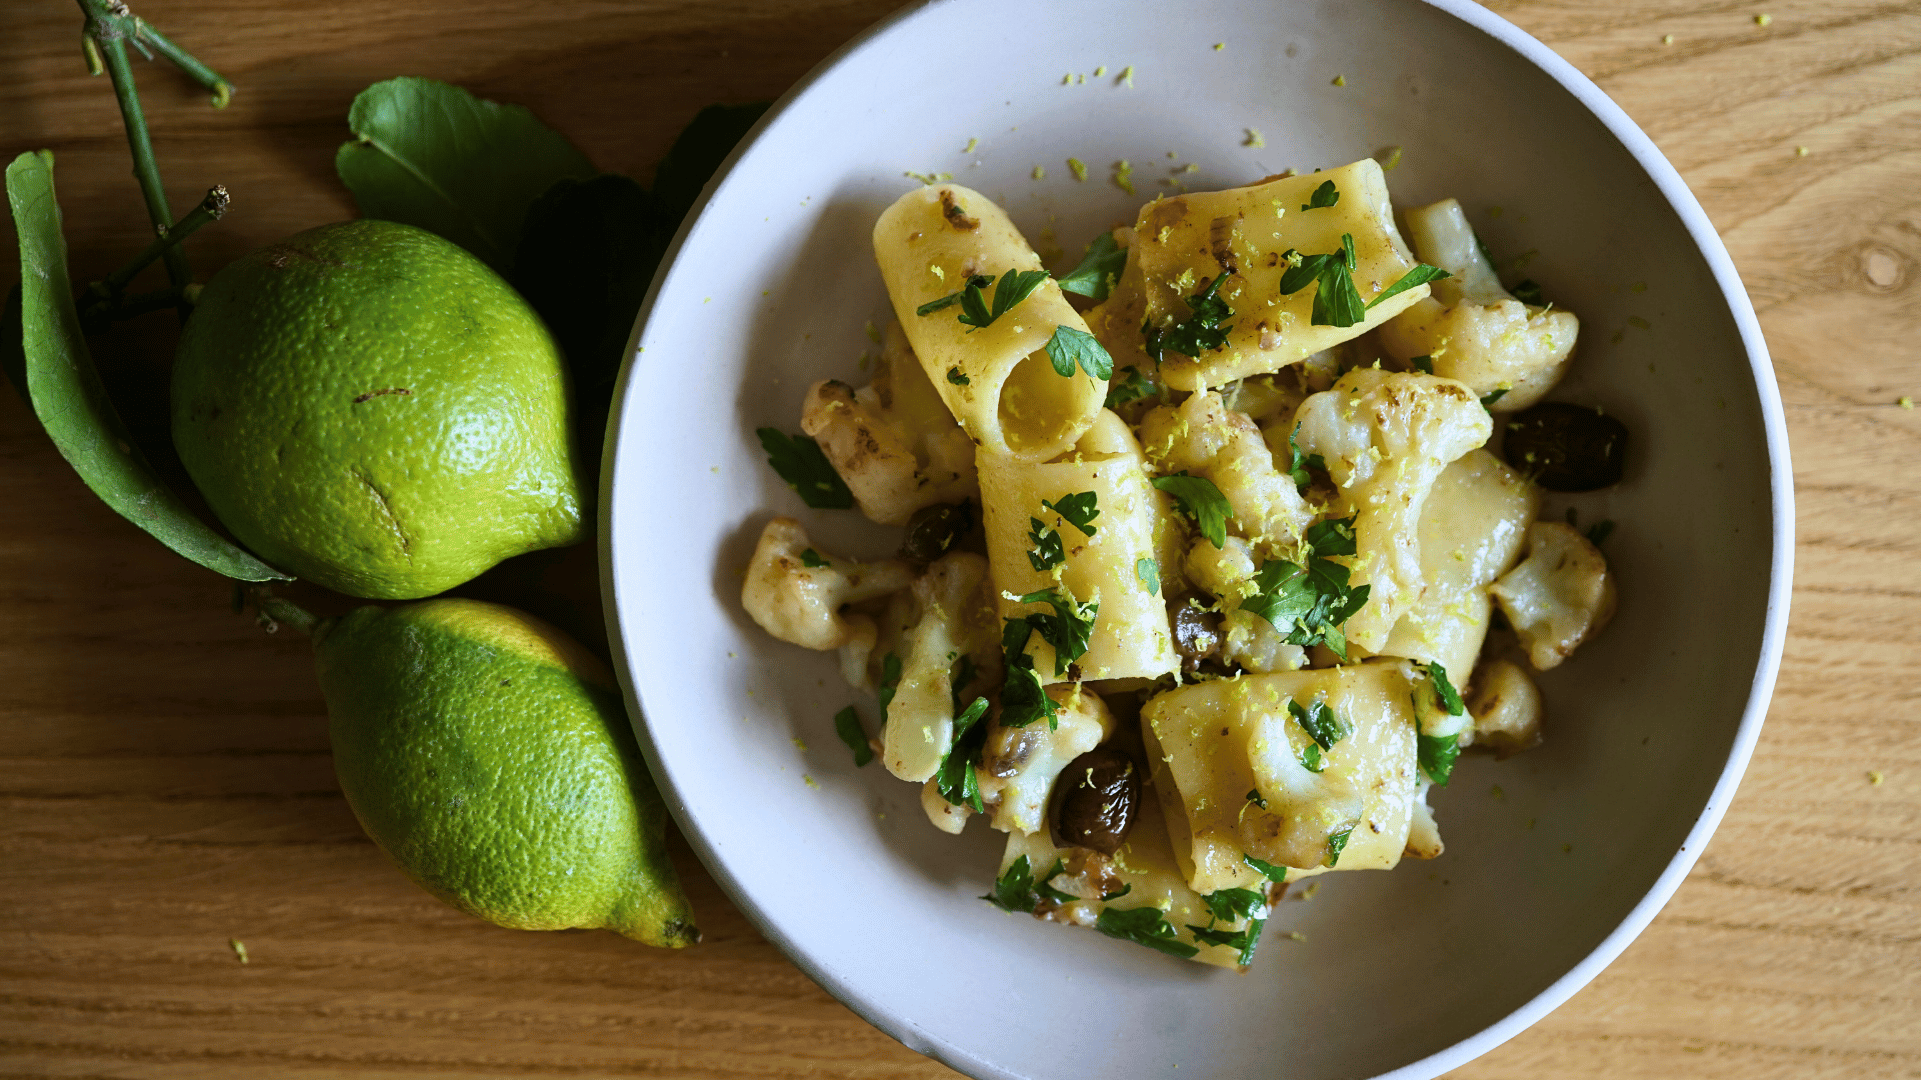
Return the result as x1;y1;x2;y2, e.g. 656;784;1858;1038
1;1;1916;1077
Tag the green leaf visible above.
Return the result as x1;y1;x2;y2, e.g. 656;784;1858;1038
1027;517;1065;572
1201;887;1266;923
755;428;853;509
877;652;902;722
834;706;874;767
918;274;991;316
1096;906;1199;958
1244;787;1268;810
800;548;830;568
1056;231;1127;300
1425;661;1465;716
1239;517;1370;657
1135;557;1161;596
1142;274;1233;362
1325;826;1353;867
984;855;1073;913
1311;250;1366;328
1243;854;1291;882
1367;263;1450;310
1016;588;1099;675
1044;325;1113;380
1104;365;1154;409
1041;491;1099;537
1300;179;1340;211
1480;388;1510;409
946;365;970;385
1418;731;1460;787
1284;423;1325;491
335;77;596;273
1289;698;1350;752
1150;472;1232;548
935;696;992;811
1187;918;1263;966
951;268;1047;331
1409;355;1435;375
999;649;1058;729
4;151;291;583
650;102;770;222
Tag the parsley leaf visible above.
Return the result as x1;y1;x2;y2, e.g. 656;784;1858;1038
999;620;1060;729
1284;422;1325;491
1425;661;1466;716
1151;472;1233;548
1027;517;1065;571
1045;325;1114;380
876;652;902;723
833;706;873;767
1135;557;1161;596
1243;854;1291;882
917;273;992;315
1104;365;1154;409
1056;231;1127;300
1245;788;1268;810
1290;698;1351;753
1300;742;1326;773
1409;355;1435;375
1300;179;1340;211
1096;906;1199;958
1042;491;1099;537
1016;588;1099;675
1586;519;1615;546
946;365;970;386
1237;517;1370;659
1100;883;1133;901
1311;234;1366;328
1324;826;1353;868
1187;919;1263;966
1480;387;1510;409
1365;263;1450;310
960;268;1049;331
1419;730;1461;787
1202;887;1266;924
1142;274;1233;362
935;696;992;811
983;854;1073;913
1511;278;1544;305
799;548;829;568
755;428;853;509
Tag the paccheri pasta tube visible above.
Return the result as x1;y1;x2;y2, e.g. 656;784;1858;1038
874;184;1105;462
978;410;1180;683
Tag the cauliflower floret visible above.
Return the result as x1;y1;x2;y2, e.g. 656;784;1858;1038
1488;521;1616;671
1292;369;1492;653
1376;199;1579;413
881;551;1002;783
1137;389;1313;552
980;685;1117;835
1181;535;1306;673
800;321;977;526
740;517;914;650
1466;657;1543;756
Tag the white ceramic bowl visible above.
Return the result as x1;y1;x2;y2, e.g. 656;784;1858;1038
601;1;1793;1077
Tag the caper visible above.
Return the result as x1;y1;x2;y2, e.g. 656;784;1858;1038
1500;402;1628;492
1052;747;1140;854
898;499;975;564
1168;594;1222;672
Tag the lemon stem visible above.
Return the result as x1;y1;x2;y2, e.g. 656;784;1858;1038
85;186;228;321
246;587;319;639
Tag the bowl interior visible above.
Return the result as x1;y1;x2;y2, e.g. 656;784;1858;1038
603;1;1784;1077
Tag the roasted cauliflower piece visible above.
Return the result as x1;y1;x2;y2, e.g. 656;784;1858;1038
741;517;915;650
881;551;1001;783
1488;521;1616;670
1377;199;1579;412
1466;657;1544;756
1137;388;1313;552
1292;369;1492;652
1182;535;1307;674
800;321;978;526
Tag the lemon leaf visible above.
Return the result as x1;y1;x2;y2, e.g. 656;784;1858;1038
336;77;595;273
4;151;291;582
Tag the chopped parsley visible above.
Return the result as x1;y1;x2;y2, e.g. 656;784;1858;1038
1104;365;1155;409
1324;825;1353;867
876;652;902;722
1100;883;1133;901
1096;905;1199;958
833;705;873;767
983;854;1076;912
1277;234;1450;329
1290;698;1351;757
1237;517;1371;659
1586;519;1615;546
1056;231;1127;300
1186;919;1263;966
946;365;970;386
1300;179;1340;211
1480;387;1510;409
799;548;829;568
1041;491;1099;537
917;268;1049;331
935;696;992;811
1150;472;1233;548
1045;325;1115;380
1284;423;1325;492
1416;662;1465;787
1409;355;1435;375
1027;517;1065;571
1142;274;1233;362
1201;887;1265;923
755;428;853;509
1243;854;1290;882
1424;661;1466;716
1135;557;1161;596
1245;788;1268;810
999;619;1060;729
1015;588;1099;675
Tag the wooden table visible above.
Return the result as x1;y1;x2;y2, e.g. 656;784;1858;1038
2;1;1915;1076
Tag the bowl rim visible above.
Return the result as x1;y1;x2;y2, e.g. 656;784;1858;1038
598;1;1796;1076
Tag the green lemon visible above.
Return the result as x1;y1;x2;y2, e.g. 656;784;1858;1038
171;220;584;599
315;598;698;947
